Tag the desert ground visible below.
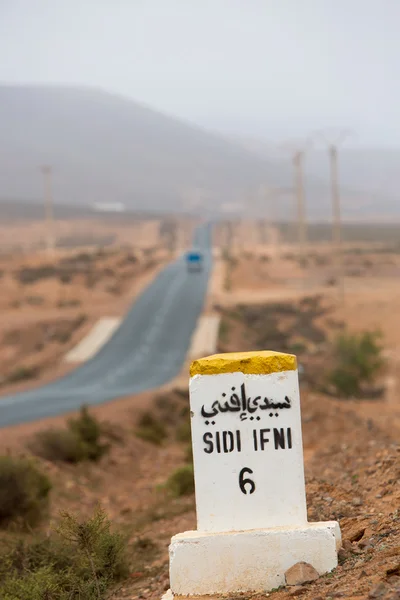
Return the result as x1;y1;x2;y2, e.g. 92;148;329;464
0;218;399;600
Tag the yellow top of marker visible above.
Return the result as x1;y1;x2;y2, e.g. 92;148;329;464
190;350;297;377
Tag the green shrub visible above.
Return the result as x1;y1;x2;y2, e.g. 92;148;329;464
68;406;108;460
30;429;89;463
55;331;72;343
31;406;109;464
7;366;38;383
224;271;232;291
16;265;57;285
184;444;193;464
219;319;230;343
173;388;189;401
179;403;190;418
0;566;69;600
315;254;330;266
0;507;129;599
289;342;307;355
298;257;309;268
135;412;167;445
25;295;45;306
153;394;178;425
166;465;195;497
0;456;51;528
75;313;88;328
56;506;129;582
176;420;191;443
328;330;384;397
0;536;74;577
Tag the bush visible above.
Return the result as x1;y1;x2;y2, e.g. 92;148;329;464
135;412;167;445
328;330;384;397
59;272;72;284
25;295;45;306
219;319;230;343
31;429;89;464
165;465;195;497
68;406;108;460
31;406;109;463
289;342;307;355
7;366;38;383
0;456;51;528
0;536;74;577
184;444;193;464
0;566;69;600
16;265;57;285
75;313;88;328
0;506;129;599
176;420;191;443
57;299;81;309
153;394;178;425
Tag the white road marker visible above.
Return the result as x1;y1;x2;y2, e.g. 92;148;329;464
166;351;341;596
64;317;121;363
188;315;220;358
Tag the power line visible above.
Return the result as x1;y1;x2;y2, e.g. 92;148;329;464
40;165;55;258
292;150;307;263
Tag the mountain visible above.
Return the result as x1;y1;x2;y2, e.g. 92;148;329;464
3;84;398;221
0;84;290;216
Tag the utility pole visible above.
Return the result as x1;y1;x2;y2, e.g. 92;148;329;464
226;219;233;253
258;184;269;246
330;144;341;252
292;150;307;264
256;185;289;259
277;140;311;269
315;129;352;302
41;165;55;257
329;142;344;302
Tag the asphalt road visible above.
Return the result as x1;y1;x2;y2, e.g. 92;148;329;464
0;223;213;428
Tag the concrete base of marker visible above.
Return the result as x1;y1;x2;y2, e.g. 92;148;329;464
167;521;341;596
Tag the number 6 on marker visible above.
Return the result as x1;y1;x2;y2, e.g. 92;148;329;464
239;467;256;495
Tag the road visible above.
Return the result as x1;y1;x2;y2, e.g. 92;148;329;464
0;224;212;428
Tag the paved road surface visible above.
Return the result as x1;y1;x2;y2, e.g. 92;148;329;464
0;224;212;428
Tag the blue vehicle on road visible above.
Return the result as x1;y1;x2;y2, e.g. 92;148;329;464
186;250;203;273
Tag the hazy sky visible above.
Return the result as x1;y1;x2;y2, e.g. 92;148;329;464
1;0;399;145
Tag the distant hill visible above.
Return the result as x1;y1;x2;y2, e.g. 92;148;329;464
0;84;291;216
2;84;399;221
